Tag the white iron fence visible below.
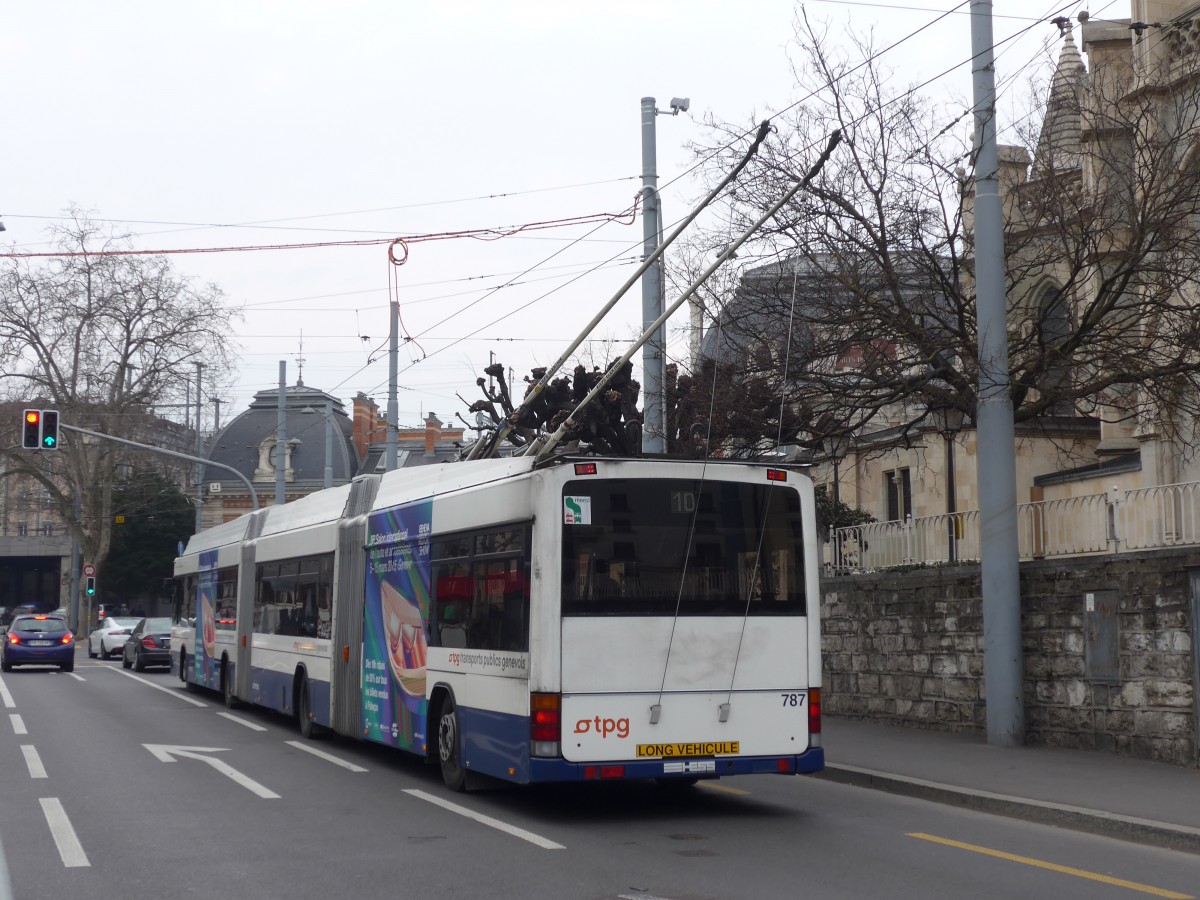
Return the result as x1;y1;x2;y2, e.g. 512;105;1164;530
828;479;1200;573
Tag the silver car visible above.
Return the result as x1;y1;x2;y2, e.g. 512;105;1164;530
87;617;141;660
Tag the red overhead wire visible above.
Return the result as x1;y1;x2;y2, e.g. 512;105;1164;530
0;200;641;259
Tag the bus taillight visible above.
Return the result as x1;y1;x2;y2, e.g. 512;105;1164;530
530;693;561;758
808;688;822;747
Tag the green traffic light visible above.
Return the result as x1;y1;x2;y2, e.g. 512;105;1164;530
42;435;56;448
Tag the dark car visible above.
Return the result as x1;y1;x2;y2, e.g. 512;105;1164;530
2;615;75;672
121;617;173;671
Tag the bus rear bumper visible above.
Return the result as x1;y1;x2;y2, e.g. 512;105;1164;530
527;747;824;783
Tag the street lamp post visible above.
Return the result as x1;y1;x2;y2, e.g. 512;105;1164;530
824;432;851;513
932;405;966;562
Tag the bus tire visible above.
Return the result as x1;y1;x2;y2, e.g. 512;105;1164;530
222;660;238;709
180;649;197;691
297;674;317;739
438;697;467;792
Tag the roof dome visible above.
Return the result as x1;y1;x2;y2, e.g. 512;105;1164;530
204;382;360;489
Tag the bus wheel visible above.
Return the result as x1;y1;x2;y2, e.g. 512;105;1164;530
438;697;467;792
180;650;197;691
297;675;316;739
221;661;238;709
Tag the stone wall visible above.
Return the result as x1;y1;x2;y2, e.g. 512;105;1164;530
821;548;1198;767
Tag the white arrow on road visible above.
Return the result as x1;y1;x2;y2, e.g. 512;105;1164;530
144;744;280;799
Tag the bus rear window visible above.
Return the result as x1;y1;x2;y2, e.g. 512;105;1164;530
561;478;806;617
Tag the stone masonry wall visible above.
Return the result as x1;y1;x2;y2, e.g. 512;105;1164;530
821;549;1198;767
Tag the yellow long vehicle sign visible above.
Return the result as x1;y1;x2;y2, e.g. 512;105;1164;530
635;741;740;758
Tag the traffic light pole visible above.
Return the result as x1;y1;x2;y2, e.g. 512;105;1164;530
58;423;260;511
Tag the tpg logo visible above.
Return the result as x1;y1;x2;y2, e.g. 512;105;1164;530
574;716;630;739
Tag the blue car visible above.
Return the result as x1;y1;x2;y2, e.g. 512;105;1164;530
2;615;76;672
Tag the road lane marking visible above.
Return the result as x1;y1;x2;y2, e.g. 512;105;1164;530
39;798;90;867
0;676;13;708
114;668;208;707
218;712;268;732
63;672;85;682
144;744;280;799
10;714;26;735
21;745;47;779
404;789;565;850
908;832;1193;899
698;781;750;796
283;740;368;772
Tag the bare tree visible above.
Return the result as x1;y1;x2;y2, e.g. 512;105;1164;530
667;14;1200;461
0;210;240;573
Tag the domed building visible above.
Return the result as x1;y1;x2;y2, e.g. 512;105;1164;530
197;383;467;529
199;381;360;527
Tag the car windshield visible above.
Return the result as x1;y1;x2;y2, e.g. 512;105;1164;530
145;618;172;632
14;616;67;633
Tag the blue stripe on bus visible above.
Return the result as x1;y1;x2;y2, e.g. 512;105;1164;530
452;703;824;784
458;704;531;780
249;666;332;727
528;747;825;782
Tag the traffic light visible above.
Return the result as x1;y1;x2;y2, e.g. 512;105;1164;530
85;576;96;597
22;409;41;449
40;410;59;449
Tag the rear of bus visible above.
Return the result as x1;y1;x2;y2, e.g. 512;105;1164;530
531;458;823;784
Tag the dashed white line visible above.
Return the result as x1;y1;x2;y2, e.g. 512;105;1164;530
112;668;208;707
21;745;47;779
283;740;368;772
217;712;268;732
403;789;565;850
0;676;14;708
40;798;90;867
9;714;26;735
63;671;85;682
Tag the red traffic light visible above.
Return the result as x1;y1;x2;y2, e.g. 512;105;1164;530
22;409;41;449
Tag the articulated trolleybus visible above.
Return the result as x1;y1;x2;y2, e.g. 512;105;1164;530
173;454;823;789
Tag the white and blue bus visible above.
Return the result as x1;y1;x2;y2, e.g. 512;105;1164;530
172;454;824;789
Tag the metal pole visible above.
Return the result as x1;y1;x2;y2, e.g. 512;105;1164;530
60;423;259;511
324;399;333;489
971;0;1024;746
945;433;957;562
194;362;204;532
276;361;287;505
641;96;665;454
387;300;399;471
69;494;81;633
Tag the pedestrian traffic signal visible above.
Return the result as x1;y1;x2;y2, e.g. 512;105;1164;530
85;576;96;596
40;410;59;449
22;409;41;449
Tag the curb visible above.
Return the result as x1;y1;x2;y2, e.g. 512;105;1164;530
814;763;1200;855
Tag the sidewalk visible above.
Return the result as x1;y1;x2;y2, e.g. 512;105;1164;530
815;717;1200;854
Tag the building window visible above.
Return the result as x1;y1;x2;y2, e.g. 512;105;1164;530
40;523;53;536
16;522;28;536
885;468;912;522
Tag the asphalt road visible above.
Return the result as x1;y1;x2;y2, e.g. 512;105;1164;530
2;650;1197;900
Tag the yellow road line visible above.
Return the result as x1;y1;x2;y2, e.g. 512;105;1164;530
698;781;750;796
908;833;1193;899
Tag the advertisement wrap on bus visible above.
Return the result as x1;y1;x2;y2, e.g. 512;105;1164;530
195;548;219;688
363;499;433;751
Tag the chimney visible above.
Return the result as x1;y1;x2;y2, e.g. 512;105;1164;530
424;412;442;455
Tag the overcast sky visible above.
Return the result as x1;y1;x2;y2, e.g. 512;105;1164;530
3;1;1084;431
